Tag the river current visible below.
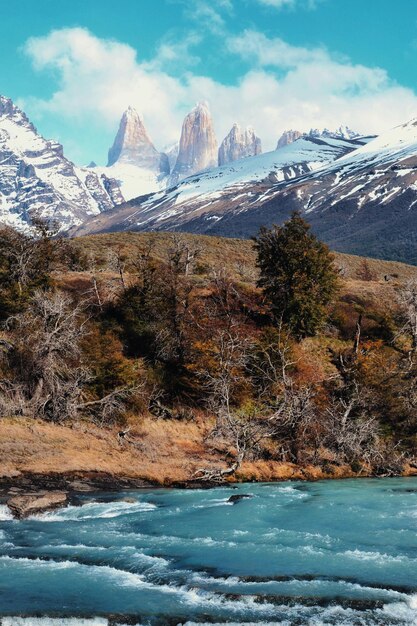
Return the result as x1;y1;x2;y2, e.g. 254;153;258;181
0;478;417;625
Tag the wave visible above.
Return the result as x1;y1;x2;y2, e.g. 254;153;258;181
343;548;414;565
0;505;14;521
32;500;157;522
0;616;109;626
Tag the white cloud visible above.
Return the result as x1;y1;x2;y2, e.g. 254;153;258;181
255;0;296;8
22;27;417;165
181;0;233;34
253;0;321;9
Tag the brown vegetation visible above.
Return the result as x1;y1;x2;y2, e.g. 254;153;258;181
1;223;417;488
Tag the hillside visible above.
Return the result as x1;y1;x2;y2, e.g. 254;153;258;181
72;231;417;283
73;119;417;265
1;228;417;493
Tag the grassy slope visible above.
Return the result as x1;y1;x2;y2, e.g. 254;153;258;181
73;232;417;282
2;232;417;487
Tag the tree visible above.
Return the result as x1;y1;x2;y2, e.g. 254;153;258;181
253;212;338;337
0;290;136;423
356;259;376;282
0;221;78;319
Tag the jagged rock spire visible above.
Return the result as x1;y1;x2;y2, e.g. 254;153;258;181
170;102;218;185
107;106;169;175
276;130;303;150
218;123;262;166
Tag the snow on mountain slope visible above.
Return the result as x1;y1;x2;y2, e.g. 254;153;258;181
297;119;417;215
73;134;365;235
90;162;167;202
73;116;417;264
0;96;123;231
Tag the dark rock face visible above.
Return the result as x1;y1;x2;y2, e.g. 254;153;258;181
170;102;218;185
7;492;68;519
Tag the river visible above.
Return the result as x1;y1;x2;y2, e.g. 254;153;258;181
0;478;416;625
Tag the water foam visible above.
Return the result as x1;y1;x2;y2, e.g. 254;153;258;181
33;500;157;521
0;505;14;521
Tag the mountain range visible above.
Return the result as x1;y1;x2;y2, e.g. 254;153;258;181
3;93;417;263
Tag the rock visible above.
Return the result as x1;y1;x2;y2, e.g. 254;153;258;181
164;142;179;171
107;106;169;176
170;102;218;185
218;124;262;166
276;129;303;149
228;494;253;503
7;491;68;519
67;481;96;492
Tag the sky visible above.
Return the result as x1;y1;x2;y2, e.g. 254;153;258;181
3;0;417;165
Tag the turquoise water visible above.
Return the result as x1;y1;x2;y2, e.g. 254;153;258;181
0;478;417;625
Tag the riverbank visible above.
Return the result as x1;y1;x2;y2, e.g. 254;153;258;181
1;416;417;518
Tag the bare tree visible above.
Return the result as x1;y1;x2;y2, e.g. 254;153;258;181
397;279;417;365
0;290;137;423
167;234;201;276
106;248;128;291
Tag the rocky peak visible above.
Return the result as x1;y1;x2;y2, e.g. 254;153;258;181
0;95;36;135
0;95;123;232
276;130;303;150
0;95;16;117
218;123;262;166
309;126;360;140
170;102;218;185
107;106;169;175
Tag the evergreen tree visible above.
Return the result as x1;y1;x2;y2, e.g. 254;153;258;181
254;212;338;337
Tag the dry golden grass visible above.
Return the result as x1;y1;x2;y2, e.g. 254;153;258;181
0;416;219;485
73;231;417;282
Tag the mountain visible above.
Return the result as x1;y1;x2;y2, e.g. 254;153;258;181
164;142;179;171
0;96;123;232
309;125;360;141
90;106;171;202
218;124;262;166
170;102;218;185
76;118;417;263
107;106;169;174
73;133;363;237
277;127;360;150
276;130;303;149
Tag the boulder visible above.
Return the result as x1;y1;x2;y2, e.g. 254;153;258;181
228;494;253;504
7;491;68;519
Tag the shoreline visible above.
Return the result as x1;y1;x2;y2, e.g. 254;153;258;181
2;466;417;519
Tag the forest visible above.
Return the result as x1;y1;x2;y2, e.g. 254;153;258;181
1;214;417;484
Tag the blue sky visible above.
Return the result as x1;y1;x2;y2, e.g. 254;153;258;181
3;0;417;164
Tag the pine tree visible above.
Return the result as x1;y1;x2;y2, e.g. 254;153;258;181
254;212;338;337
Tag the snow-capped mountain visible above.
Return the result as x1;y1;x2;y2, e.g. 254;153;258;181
75;117;417;263
73;133;364;237
276;127;360;150
0;96;123;232
88;107;171;202
94;103;220;200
